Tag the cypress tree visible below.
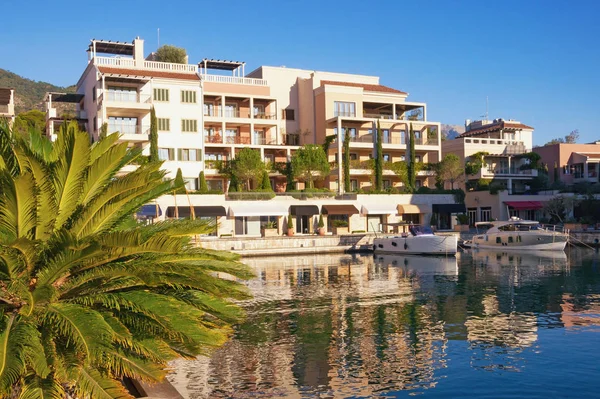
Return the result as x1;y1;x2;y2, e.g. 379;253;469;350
285;161;295;192
260;170;273;191
375;120;383;191
198;171;208;193
408;122;416;192
149;107;159;162
174;168;186;194
343;128;351;192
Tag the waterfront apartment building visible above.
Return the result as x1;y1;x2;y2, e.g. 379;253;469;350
47;37;443;193
534;141;600;186
442;118;539;224
0;88;15;123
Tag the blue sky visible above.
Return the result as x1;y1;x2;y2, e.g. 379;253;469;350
1;0;598;144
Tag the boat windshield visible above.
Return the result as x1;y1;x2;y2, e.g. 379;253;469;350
409;225;434;236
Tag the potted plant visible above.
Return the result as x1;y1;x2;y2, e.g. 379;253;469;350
430;213;438;231
261;219;278;237
331;219;349;235
317;213;326;236
287;212;294;236
454;213;470;232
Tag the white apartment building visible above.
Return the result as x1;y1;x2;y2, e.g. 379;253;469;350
0;88;15;123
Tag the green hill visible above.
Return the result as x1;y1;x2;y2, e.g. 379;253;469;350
0;68;75;114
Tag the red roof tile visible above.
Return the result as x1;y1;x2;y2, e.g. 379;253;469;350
320;80;406;95
460;121;534;137
98;67;200;81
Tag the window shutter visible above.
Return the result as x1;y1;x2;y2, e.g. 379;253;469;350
177;149;182;160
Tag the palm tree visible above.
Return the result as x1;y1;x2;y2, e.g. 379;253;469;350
0;121;252;398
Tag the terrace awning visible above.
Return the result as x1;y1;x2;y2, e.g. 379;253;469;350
321;205;359;215
228;203;288;217
165;206;227;218
432;204;467;213
504;201;543;210
361;204;398;215
137;204;162;217
290;205;319;216
397;204;432;214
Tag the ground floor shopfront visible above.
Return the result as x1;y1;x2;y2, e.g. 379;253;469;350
139;193;459;238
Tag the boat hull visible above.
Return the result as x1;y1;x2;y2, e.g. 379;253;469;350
470;232;568;251
373;235;458;255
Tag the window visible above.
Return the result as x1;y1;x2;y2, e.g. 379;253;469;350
400;130;406;144
402;214;420;224
350;153;358;160
204;103;216;116
400;155;406;161
350;179;358;191
382;129;390;143
496;237;502;244
158;148;175;161
93;117;97;131
178;148;201;161
253;104;265;116
415;180;422;189
180;90;197;103
416;155;422;163
480;207;492;222
184;178;197;191
383;153;390;162
157;118;170;131
334;101;356;117
508;236;514;243
153;88;169;102
225;128;237;144
383;179;391;189
181;119;198;132
92;87;97;102
224;104;237;118
283;109;295;120
207;179;223;191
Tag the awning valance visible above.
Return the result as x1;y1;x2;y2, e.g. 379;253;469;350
290;205;319;216
432;204;467;213
166;206;226;218
322;204;359;215
504;201;543;210
228;202;289;217
137;204;162;217
397;204;432;214
361;204;397;215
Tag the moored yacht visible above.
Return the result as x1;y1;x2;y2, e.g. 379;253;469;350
373;225;458;255
464;218;569;251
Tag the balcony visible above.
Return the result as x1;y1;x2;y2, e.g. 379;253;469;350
226;135;251;145
478;167;538;179
105;91;151;104
284;134;300;146
0;104;14;115
253;112;277;120
333;111;356;118
93;56;198;73
204;107;277;121
202;74;267;86
109;125;151;142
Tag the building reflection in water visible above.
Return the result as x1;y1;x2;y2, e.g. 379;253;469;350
168;249;600;398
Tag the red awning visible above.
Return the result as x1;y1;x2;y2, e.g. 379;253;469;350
504;201;543;210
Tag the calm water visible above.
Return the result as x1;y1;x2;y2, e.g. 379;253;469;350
169;249;600;398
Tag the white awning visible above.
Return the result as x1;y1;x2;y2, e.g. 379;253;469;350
360;204;398;215
228;202;289;217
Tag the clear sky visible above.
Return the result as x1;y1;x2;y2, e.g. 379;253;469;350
1;0;598;145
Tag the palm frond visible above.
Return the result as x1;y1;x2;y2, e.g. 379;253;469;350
0;121;19;177
0;315;32;393
69;366;133;399
0;172;37;240
52;123;90;230
18;374;65;399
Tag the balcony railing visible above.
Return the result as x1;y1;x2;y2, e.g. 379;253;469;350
204;135;223;144
364;113;396;119
284;134;300;146
334;111;356;117
108;125;151;135
253;112;277;120
482;167;538;176
225;136;251;145
205;160;228;169
202;74;268;86
105;91;151;103
349;135;373;143
254;137;276;145
93;56;197;73
204;107;240;118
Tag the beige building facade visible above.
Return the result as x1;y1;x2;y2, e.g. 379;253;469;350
0;88;15;123
534;142;600;186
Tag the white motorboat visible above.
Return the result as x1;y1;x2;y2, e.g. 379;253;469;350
373;253;458;275
373;225;458;255
463;218;569;251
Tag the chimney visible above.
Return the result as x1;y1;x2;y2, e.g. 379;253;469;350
465;119;471;131
133;37;145;68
